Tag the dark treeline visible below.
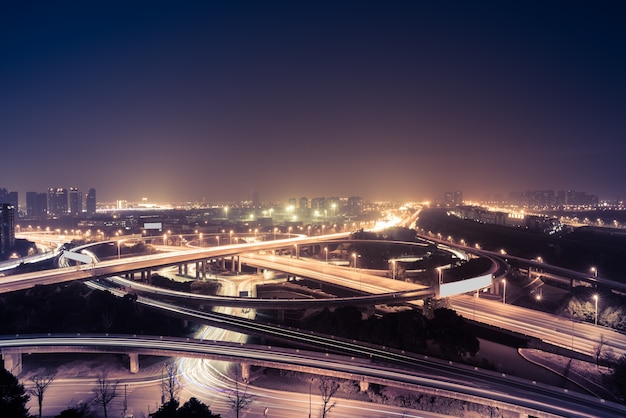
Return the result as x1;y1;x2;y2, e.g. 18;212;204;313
301;306;479;361
0;282;190;336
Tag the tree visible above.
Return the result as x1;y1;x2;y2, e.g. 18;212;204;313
29;372;56;418
161;362;181;404
428;308;479;360
607;354;626;400
226;379;253;418
318;377;340;418
0;366;30;417
92;371;118;418
150;397;220;418
55;403;96;418
178;397;221;418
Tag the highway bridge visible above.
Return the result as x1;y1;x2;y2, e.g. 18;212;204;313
5;232;625;415
2;333;625;418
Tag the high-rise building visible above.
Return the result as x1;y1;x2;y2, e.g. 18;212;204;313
347;196;363;215
0;204;15;258
47;187;68;217
26;192;38;218
444;191;463;207
69;187;82;216
0;188;18;208
299;196;308;210
86;188;97;216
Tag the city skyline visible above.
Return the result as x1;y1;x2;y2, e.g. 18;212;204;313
2;2;625;203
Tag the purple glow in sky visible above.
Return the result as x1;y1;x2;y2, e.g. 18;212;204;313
1;1;625;203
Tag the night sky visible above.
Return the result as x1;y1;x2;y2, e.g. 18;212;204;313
2;1;625;204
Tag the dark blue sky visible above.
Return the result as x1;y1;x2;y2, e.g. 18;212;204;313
1;1;625;204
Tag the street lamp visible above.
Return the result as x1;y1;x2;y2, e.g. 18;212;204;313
229;230;233;245
288;226;292;238
502;279;506;304
593;294;599;326
117;240;123;259
352;252;358;269
390;260;396;280
590;267;598;278
216;236;220;246
308;378;312;418
324;247;328;263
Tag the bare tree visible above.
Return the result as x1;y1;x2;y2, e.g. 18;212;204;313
92;371;119;418
318;377;340;418
29;372;56;418
227;379;254;418
161;361;181;404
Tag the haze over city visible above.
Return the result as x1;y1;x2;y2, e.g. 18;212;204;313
2;1;625;203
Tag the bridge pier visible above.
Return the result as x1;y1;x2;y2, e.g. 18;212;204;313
241;363;250;381
129;353;139;373
359;379;369;392
237;256;242;273
178;264;183;275
2;351;22;375
141;269;152;284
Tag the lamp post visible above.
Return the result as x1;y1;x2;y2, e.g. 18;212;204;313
308;378;312;418
288;226;292;238
352;252;358;269
117;240;122;259
593;294;599;326
502;279;506;304
391;260;396;280
324;247;328;263
229;230;233;245
591;267;598;278
216;236;220;247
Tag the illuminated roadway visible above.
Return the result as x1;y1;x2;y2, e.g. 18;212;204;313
3;334;625;417
6;231;626;414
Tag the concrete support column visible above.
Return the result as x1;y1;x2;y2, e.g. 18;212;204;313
183;263;188;276
146;269;152;285
359;380;369;392
277;309;285;324
2;352;22;375
241;363;251;381
221;257;226;270
129;353;139;374
237;256;242;273
178;264;183;275
195;261;200;279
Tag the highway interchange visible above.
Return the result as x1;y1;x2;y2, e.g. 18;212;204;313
3;230;626;416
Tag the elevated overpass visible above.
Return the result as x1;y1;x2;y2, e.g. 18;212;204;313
2;333;625;418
